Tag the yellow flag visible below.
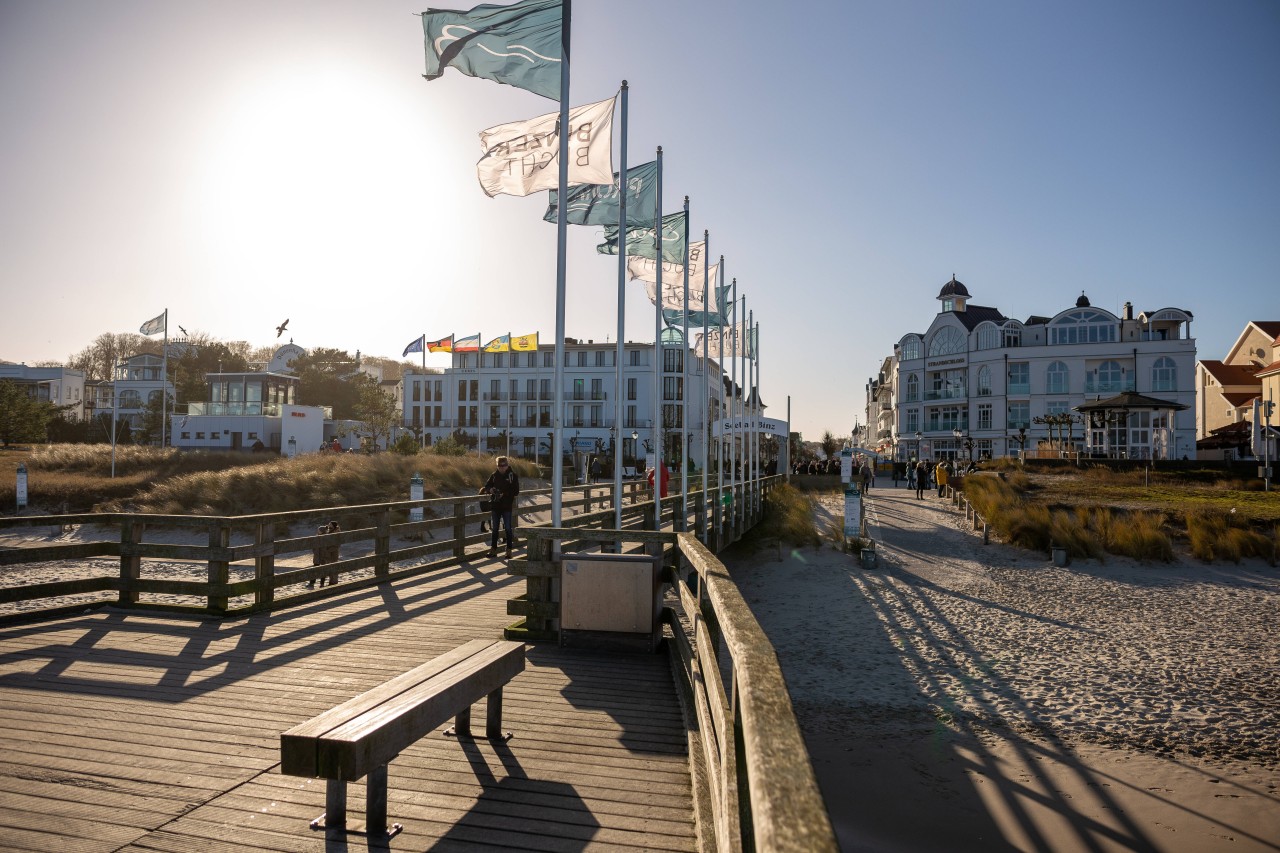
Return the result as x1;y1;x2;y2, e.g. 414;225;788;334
511;332;539;352
483;334;510;353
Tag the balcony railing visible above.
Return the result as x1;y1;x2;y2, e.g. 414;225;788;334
1007;383;1030;396
924;388;967;401
1084;378;1136;394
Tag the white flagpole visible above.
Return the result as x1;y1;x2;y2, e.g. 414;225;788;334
476;333;483;459
749;311;757;517
680;196;690;532
652;146;664;530
730;282;739;534
613;81;629;534
505;332;512;457
160;309;168;449
699;232;710;544
550;0;572;529
715;257;725;547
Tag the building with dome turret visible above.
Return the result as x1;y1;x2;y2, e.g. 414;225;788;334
875;276;1197;462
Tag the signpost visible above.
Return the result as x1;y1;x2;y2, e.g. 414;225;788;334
15;463;27;511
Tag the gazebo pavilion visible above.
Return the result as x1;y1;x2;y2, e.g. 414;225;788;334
1076;391;1189;460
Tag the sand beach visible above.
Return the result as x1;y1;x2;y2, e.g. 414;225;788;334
729;485;1280;852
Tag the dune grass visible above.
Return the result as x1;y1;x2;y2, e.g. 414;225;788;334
745;482;822;550
0;444;537;516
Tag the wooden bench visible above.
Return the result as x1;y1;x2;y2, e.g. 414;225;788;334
280;638;525;837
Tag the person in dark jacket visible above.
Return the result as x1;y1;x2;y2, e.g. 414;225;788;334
482;456;521;558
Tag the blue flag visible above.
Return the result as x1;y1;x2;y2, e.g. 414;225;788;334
421;0;562;101
402;335;426;357
544;160;659;226
597;211;687;264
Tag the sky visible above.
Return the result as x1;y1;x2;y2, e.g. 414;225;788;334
2;0;1278;440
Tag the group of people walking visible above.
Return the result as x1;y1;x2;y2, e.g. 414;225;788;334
903;458;954;499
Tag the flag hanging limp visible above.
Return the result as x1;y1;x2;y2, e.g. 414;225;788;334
477;96;616;198
598;211;686;264
511;332;539;351
426;334;455;353
140;312;166;336
421;0;562;100
483;334;511;353
543;159;659;226
402;335;426;357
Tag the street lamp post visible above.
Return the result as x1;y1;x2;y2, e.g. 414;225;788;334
953;427;975;465
914;430;922;463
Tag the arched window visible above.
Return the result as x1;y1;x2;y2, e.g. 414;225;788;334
905;373;919;402
1046;361;1069;394
1152;357;1176;392
1050;309;1118;345
118;390;142;409
147;389;164;406
1094;360;1124;393
928;326;966;356
976;323;999;350
900;335;922;361
977;365;992;396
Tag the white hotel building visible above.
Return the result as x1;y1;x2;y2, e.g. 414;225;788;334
401;336;739;468
884;277;1197;462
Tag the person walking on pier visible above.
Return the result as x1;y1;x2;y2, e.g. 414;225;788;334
482;456;521;558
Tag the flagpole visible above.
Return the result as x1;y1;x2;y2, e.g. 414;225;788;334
699;231;710;545
506;332;512;457
730;282;739;536
680;195;690;532
749;309;756;518
652;146;664;530
613;81;629;535
550;0;572;529
716;257;725;547
160;309;168;449
476;332;482;459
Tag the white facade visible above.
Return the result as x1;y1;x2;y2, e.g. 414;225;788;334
402;339;725;467
890;278;1197;462
0;363;86;420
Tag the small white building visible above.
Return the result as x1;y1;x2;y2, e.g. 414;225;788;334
0;362;86;420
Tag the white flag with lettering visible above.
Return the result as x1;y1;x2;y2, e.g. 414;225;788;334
627;241;719;288
477;97;615;198
695;325;755;360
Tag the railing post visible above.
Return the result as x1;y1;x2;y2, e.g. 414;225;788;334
118;518;143;607
207;522;231;615
453;499;467;559
254;521;275;609
375;508;391;578
695;490;707;542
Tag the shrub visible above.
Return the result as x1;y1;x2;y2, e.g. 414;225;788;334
1108;511;1173;561
430;435;466;457
389;434;421;456
1187;508;1275;563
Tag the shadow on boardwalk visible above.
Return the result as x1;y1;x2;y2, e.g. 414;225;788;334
0;556;695;852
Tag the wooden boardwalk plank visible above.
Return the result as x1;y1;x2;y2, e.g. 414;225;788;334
0;558;696;851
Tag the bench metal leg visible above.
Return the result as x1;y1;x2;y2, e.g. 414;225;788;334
313;778;346;830
486;686;505;739
452;704;472;737
366;765;388;836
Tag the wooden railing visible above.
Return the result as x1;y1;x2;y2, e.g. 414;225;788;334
0;480;646;622
503;476;836;852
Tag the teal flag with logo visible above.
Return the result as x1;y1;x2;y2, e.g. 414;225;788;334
544;160;658;226
597;211;686;264
421;0;562;101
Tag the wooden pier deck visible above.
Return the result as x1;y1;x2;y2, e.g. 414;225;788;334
0;551;695;851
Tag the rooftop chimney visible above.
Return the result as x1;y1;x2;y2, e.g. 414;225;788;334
1123;302;1133;320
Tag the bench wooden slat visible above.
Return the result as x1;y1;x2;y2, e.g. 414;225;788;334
280;639;524;782
318;644;525;781
280;638;497;777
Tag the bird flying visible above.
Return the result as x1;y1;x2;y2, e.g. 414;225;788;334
178;325;188;336
276;319;289;338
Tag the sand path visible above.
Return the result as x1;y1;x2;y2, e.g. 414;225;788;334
728;483;1280;853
